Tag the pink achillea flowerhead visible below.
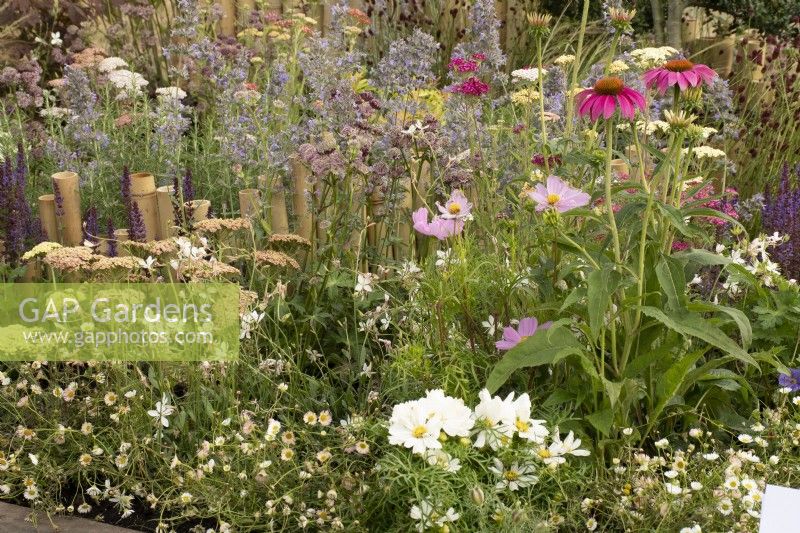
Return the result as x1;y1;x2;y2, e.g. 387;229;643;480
575;77;645;121
451;76;490;97
495;317;552;351
436;189;473;220
644;59;716;94
528;175;591;213
449;57;479;73
412;208;464;240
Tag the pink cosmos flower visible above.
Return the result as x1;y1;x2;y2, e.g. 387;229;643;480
643;59;716;94
576;77;646;121
528;175;591;213
436;189;473;220
412;208;464;240
495;317;552;351
451;77;490;97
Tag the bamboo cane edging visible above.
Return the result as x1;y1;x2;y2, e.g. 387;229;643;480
52;171;82;246
394;177;414;261
38;194;59;242
239;188;262;220
188;199;211;222
113;229;130;256
156;185;176;239
270;180;290;235
290;156;313;242
129;172;160;242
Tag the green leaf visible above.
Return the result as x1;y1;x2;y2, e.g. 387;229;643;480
486;326;585;393
656;202;701;238
586;408;613;436
655;256;687;311
587;267;621;341
652;348;706;424
673;249;731;267
640;307;756;365
687;301;752;349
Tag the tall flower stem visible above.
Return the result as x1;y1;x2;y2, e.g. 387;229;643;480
535;35;549;173
565;0;590;140
604;120;622;264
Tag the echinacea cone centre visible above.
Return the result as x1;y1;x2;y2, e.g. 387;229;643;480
664;59;694;72
593;77;625;96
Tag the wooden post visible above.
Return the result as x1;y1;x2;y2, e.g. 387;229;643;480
52;171;82;246
395;177;413;260
38;194;59;242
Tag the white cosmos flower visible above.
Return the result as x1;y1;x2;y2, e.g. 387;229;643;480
421;389;474;437
510;392;549;444
552;429;591;457
147;394;175;428
388;400;442;454
422;449;461;472
472;389;516;450
489;458;538;491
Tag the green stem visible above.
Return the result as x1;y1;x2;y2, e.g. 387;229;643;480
536;35;549;174
565;0;590;139
604;121;622;264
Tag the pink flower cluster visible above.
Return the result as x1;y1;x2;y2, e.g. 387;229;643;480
450;76;490;97
448;57;479;73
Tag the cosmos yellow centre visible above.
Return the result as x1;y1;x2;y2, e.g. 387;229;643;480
516;419;530;432
412;425;428;438
664;59;694;72
547;193;561;205
448;202;462;215
504;470;520;481
593;77;624;96
538;448;552;459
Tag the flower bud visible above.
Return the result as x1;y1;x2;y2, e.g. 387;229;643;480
471;486;485;506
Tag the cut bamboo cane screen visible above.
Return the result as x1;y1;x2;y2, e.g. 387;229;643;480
52;171;82;246
239;188;262;220
290;157;313;241
130;172;160;241
156;185;175;239
113;229;130;256
270;180;290;234
395;177;413;260
189;199;211;222
38;194;59;242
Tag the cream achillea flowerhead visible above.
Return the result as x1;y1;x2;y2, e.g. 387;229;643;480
97;56;128;73
607;60;630;74
683;146;727;160
510;88;541;105
554;54;575;67
630;46;679;69
511;67;546;83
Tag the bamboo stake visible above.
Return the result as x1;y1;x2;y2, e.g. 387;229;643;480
239;188;262;220
270;181;290;234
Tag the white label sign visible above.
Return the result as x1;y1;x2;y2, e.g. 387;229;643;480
759;484;800;532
